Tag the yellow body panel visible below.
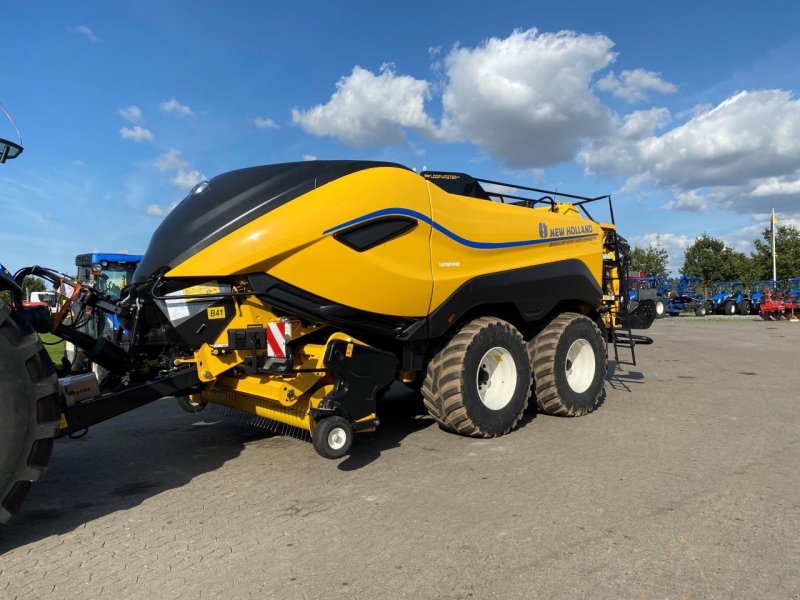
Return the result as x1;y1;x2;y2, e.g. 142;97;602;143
167;167;434;317
166;165;611;320
426;183;605;310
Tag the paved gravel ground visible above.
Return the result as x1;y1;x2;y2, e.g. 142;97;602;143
1;317;798;599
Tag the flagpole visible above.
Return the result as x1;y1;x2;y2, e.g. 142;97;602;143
771;207;777;281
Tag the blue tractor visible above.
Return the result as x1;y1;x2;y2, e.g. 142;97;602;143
63;253;142;376
665;275;706;316
749;280;781;315
787;277;800;302
708;281;749;315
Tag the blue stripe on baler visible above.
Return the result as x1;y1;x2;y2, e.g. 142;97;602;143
322;207;598;250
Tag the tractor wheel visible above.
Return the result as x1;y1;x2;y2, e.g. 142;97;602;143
654;300;666;318
695;304;707;317
724;301;736;316
737;300;750;316
0;303;60;523
529;312;606;417
422;317;530;437
312;416;353;459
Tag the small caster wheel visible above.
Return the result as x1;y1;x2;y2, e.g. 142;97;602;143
177;396;207;413
312;416;353;459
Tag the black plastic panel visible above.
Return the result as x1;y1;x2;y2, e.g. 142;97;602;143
334;217;417;252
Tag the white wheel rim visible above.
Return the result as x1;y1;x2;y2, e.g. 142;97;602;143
328;427;347;451
565;339;595;394
476;347;517;410
656;302;664;315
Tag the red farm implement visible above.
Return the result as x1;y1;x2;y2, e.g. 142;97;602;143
758;288;799;321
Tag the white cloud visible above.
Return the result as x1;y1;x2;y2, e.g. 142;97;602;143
751;173;800;196
293;29;618;166
171;169;205;189
253;116;279;129
439;28;616;168
580;107;670;180
152;149;204;189
292;63;435;147
639;91;800;189
154;149;189;172
631;232;692;275
663;190;708;213
119;125;155;142
581;90;800;219
72;25;98;42
145;203;175;217
119;105;144;124
160;98;195;117
302;154;317;161
596;69;676;102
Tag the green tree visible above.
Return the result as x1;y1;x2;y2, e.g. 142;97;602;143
681;234;750;292
22;276;46;296
630;245;669;278
0;276;47;305
749;224;800;280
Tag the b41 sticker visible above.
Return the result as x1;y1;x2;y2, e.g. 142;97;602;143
207;307;226;320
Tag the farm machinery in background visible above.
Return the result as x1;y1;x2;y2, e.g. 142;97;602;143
755;287;799;321
787;277;800;302
753;277;800;321
627;273;667;318
62;253;142;379
749;280;781;315
708;281;750;315
664;275;707;316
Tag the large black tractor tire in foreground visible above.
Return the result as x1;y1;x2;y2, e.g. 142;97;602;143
422;317;531;437
0;303;60;523
529;312;607;417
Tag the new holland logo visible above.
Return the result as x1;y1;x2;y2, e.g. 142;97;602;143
538;222;548;238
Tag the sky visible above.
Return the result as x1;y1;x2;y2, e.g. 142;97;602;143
2;0;800;276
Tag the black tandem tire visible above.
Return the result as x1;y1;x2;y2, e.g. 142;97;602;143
312;416;353;459
724;301;736;316
695;304;707;317
0;302;60;523
737;300;750;316
529;312;607;417
422;316;531;437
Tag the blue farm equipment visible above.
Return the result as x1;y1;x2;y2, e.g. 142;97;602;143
665;275;706;316
627;274;668;318
63;253;142;377
708;281;749;315
787;277;800;302
749;280;781;315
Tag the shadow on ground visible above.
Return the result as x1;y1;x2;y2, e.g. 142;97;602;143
0;402;255;553
0;385;438;550
605;360;645;393
338;383;437;471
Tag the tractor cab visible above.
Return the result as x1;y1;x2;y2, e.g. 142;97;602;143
75;253;142;301
64;253;142;375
